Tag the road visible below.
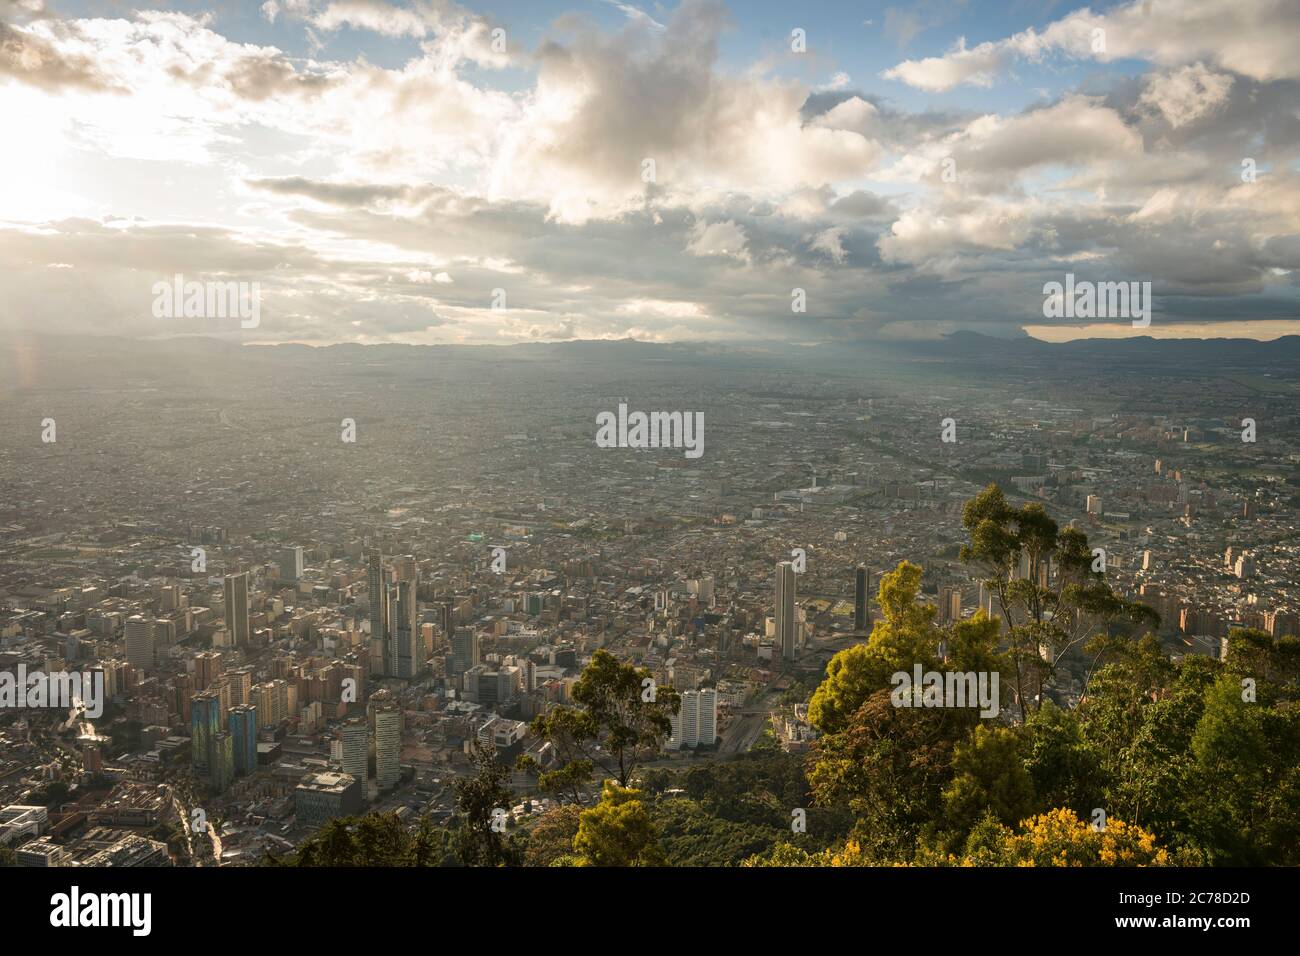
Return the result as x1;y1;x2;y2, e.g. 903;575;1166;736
717;687;782;756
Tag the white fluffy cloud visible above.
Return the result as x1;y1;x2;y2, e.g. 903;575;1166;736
0;0;1297;344
883;0;1300;92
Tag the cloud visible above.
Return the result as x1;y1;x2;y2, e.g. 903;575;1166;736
0;18;118;92
486;0;879;222
1;0;1297;345
883;0;1300;92
686;219;750;261
1138;63;1234;129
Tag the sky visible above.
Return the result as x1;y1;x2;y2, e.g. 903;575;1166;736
2;0;1298;346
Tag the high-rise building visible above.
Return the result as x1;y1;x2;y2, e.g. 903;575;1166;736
124;616;155;672
392;554;417;582
938;586;962;624
339;718;369;795
371;693;400;791
696;687;717;746
223;572;250;647
854;566;868;631
668;688;717;749
1235;551;1257;579
1086;494;1102;515
437;600;454;643
228;705;258;776
697;575;715;605
775;561;797;661
451;627;480;676
390;579;421;678
194;651;222;691
367;548;389;667
227;667;252;707
191;692;221;777
210;731;235;792
672;689;699;747
277;546;304;582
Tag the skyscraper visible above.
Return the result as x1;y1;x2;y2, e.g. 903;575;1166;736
228;705;258;776
939;586;962;624
696;687;717;746
670;689;699;748
776;561;797;661
223;572;250;647
339;718;369;796
437;599;454;643
391;578;421;678
191;692;221;777
854;565;868;632
194;651;222;691
367;548;389;659
667;688;717;749
451;627;480;676
124;615;155;672
210;731;235;792
278;545;303;582
371;693;400;791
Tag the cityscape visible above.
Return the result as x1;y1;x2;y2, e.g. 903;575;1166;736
3;335;1297;871
0;0;1298;921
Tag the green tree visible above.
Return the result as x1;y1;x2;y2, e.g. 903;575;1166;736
960;483;1156;719
808;561;941;735
1023;700;1102;816
1186;674;1300;864
570;781;666;866
808;689;967;862
285;813;420;866
530;649;680;795
940;724;1036;846
522;805;583;867
453;744;521;867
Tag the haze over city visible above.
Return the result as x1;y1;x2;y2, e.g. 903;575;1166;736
1;0;1298;924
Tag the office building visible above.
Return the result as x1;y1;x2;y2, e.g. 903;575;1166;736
391;578;421;678
854;565;868;631
295;772;364;829
371;693;400;791
124;616;155;672
367;548;389;653
451;627;480;676
228;705;258;776
775;561;797;661
278;546;304;582
339;718;369;794
223;572;250;647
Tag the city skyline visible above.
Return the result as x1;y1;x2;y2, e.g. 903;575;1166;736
1;1;1298;919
